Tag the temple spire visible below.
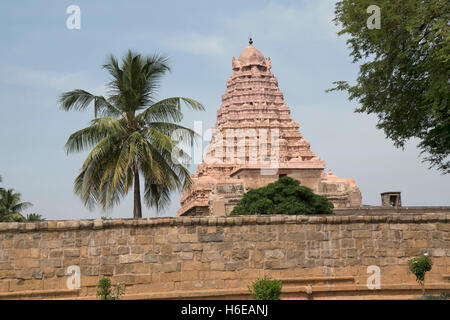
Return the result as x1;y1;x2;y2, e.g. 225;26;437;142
178;43;362;216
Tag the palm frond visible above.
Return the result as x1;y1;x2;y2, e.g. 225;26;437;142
139;139;193;211
59;90;121;118
138;97;204;124
0;189;32;221
149;122;201;147
65;117;127;154
11;201;33;212
1;213;26;222
74;136;119;210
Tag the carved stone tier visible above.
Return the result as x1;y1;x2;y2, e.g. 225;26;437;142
178;43;362;216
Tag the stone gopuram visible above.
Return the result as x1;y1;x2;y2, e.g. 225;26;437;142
179;42;362;216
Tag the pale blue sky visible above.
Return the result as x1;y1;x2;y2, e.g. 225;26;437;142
0;0;448;220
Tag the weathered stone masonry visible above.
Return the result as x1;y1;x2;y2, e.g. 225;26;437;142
0;210;449;299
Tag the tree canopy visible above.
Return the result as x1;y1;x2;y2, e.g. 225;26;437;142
230;176;334;216
0;175;44;222
0;188;33;222
328;0;449;173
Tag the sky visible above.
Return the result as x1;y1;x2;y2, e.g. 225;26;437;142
0;0;448;220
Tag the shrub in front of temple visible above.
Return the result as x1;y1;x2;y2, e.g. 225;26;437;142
231;176;333;215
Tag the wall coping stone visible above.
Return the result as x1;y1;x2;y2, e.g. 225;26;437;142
334;206;450;215
0;212;448;233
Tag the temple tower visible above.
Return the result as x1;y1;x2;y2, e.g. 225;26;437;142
178;42;362;216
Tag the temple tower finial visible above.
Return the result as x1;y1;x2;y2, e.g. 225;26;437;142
248;34;253;45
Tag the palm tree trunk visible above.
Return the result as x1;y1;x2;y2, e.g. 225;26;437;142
133;163;142;219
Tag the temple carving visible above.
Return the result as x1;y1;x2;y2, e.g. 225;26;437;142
179;42;362;216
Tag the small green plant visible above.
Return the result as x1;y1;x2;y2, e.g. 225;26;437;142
408;254;433;295
248;276;282;300
96;277;124;300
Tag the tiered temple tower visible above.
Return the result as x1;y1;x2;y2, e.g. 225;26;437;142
178;42;362;216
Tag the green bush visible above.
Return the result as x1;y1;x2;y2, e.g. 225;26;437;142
231;176;333;216
408;254;433;295
408;255;433;285
96;277;124;300
26;213;45;221
248;276;282;300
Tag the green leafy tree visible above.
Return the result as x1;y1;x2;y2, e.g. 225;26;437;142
0;189;32;222
231;176;334;215
248;276;283;300
408;254;433;296
328;0;449;173
60;50;204;218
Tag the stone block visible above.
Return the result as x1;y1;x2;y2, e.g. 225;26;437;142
201;251;222;262
232;248;249;261
352;230;371;239
181;261;204;271
49;250;63;258
154;235;166;244
160;244;173;255
119;254;143;264
224;262;245;271
64;249;80;257
43;278;64;291
341;239;355;248
0;280;9;292
264;249;284;260
179;252;194;260
143;253;158;263
81;265;100;276
81;275;100;287
198;232;224;243
160;272;181;282
101;256;119;265
191;243;203;251
100;265;114;276
0;269;15;279
41;259;62;268
159;263;180;273
14;259;40;269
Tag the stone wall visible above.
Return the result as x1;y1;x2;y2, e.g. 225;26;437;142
0;211;449;300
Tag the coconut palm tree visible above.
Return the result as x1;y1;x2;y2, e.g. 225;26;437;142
0;188;32;222
60;50;204;218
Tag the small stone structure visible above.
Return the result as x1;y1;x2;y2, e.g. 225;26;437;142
179;42;362;216
381;192;402;207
